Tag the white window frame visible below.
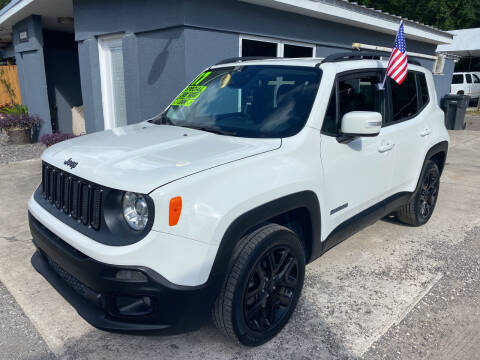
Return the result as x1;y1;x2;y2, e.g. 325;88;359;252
98;33;126;130
239;34;316;58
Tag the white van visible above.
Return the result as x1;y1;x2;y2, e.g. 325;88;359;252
450;72;480;102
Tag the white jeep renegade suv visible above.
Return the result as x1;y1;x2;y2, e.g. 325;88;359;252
29;52;449;346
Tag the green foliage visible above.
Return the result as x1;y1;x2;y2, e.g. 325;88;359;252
0;0;11;9
0;104;28;115
352;0;480;30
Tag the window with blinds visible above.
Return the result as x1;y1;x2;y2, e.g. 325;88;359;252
98;34;127;129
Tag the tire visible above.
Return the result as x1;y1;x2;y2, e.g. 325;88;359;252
396;160;440;226
212;223;306;346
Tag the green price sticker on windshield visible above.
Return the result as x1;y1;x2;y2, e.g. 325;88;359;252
172;71;211;107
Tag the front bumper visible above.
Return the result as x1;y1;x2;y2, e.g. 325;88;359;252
29;212;215;332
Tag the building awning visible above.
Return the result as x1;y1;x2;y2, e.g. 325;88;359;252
240;0;453;45
0;0;73;45
437;28;480;57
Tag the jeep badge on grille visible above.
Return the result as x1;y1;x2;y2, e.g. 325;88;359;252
64;158;78;169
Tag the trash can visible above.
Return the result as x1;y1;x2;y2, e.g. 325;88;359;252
441;94;470;130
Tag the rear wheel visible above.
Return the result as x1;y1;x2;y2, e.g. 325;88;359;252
212;223;305;346
396;160;440;226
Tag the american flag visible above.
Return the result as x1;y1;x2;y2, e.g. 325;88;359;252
386;21;408;85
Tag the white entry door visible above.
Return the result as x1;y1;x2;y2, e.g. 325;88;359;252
98;34;127;129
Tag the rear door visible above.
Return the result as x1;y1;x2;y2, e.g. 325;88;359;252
387;71;431;193
320;70;394;235
465;73;473;96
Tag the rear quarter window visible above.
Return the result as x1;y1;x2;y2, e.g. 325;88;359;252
418;73;429;107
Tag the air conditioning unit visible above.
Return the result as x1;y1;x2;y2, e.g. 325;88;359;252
433;54;445;75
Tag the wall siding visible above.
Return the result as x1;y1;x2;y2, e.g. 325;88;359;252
77;38;104;133
13;15;52;139
131;28;187;120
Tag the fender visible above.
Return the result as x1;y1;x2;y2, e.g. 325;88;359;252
206;191;321;291
413;141;449;196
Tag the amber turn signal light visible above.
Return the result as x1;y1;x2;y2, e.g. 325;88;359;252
169;197;182;226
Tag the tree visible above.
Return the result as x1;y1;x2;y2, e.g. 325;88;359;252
353;0;480;30
0;0;11;10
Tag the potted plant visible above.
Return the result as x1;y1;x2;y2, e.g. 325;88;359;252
0;105;41;144
40;132;76;147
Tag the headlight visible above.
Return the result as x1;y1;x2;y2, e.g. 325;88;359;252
122;192;149;231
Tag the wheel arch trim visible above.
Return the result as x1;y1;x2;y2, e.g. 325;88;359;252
415;141;448;195
207;191;321;290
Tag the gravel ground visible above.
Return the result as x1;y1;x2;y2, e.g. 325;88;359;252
465;113;480;131
364;226;480;359
0;281;55;360
0;143;46;164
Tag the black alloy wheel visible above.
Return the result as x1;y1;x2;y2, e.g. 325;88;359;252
417;165;439;220
396;160;440;226
243;246;299;332
212;223;306;346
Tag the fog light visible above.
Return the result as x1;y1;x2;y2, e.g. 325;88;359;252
115;295;153;316
115;270;148;282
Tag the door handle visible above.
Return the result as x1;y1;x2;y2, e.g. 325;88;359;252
420;128;432;137
378;142;394;153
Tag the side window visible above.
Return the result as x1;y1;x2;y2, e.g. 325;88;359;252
473;74;480;84
418;73;429;107
321;74;384;135
338;76;384;119
390;72;418;122
452;74;463;84
466;74;472;84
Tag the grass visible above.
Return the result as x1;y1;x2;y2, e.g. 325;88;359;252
466;109;480;116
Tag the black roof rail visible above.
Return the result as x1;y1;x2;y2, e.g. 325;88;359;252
215;56;278;65
321;51;422;66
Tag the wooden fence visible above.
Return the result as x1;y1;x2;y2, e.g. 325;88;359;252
0;65;21;106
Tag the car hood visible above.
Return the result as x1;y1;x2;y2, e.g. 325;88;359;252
42;122;281;193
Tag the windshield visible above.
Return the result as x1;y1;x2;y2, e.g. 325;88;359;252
152;65;322;138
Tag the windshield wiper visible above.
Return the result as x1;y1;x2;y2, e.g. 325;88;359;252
149;113;175;125
149;115;236;136
182;125;237;136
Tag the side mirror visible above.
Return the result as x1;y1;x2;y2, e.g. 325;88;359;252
340;111;382;138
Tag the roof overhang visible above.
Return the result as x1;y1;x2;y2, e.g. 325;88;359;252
437;28;480;57
0;0;73;44
239;0;453;45
0;0;453;47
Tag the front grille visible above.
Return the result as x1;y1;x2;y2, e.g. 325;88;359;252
41;162;103;231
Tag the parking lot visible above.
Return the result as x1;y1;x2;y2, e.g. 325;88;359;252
1;126;480;359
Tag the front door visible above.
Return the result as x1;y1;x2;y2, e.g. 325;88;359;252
320;71;395;237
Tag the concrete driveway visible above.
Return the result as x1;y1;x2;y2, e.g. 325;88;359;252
0;130;479;360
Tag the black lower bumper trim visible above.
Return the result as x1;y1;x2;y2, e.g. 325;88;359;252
29;212;215;333
32;251;169;331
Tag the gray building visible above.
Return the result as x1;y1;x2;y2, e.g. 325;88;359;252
0;0;453;138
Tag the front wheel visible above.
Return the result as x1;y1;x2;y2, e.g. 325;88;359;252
396;160;440;226
212;223;306;346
